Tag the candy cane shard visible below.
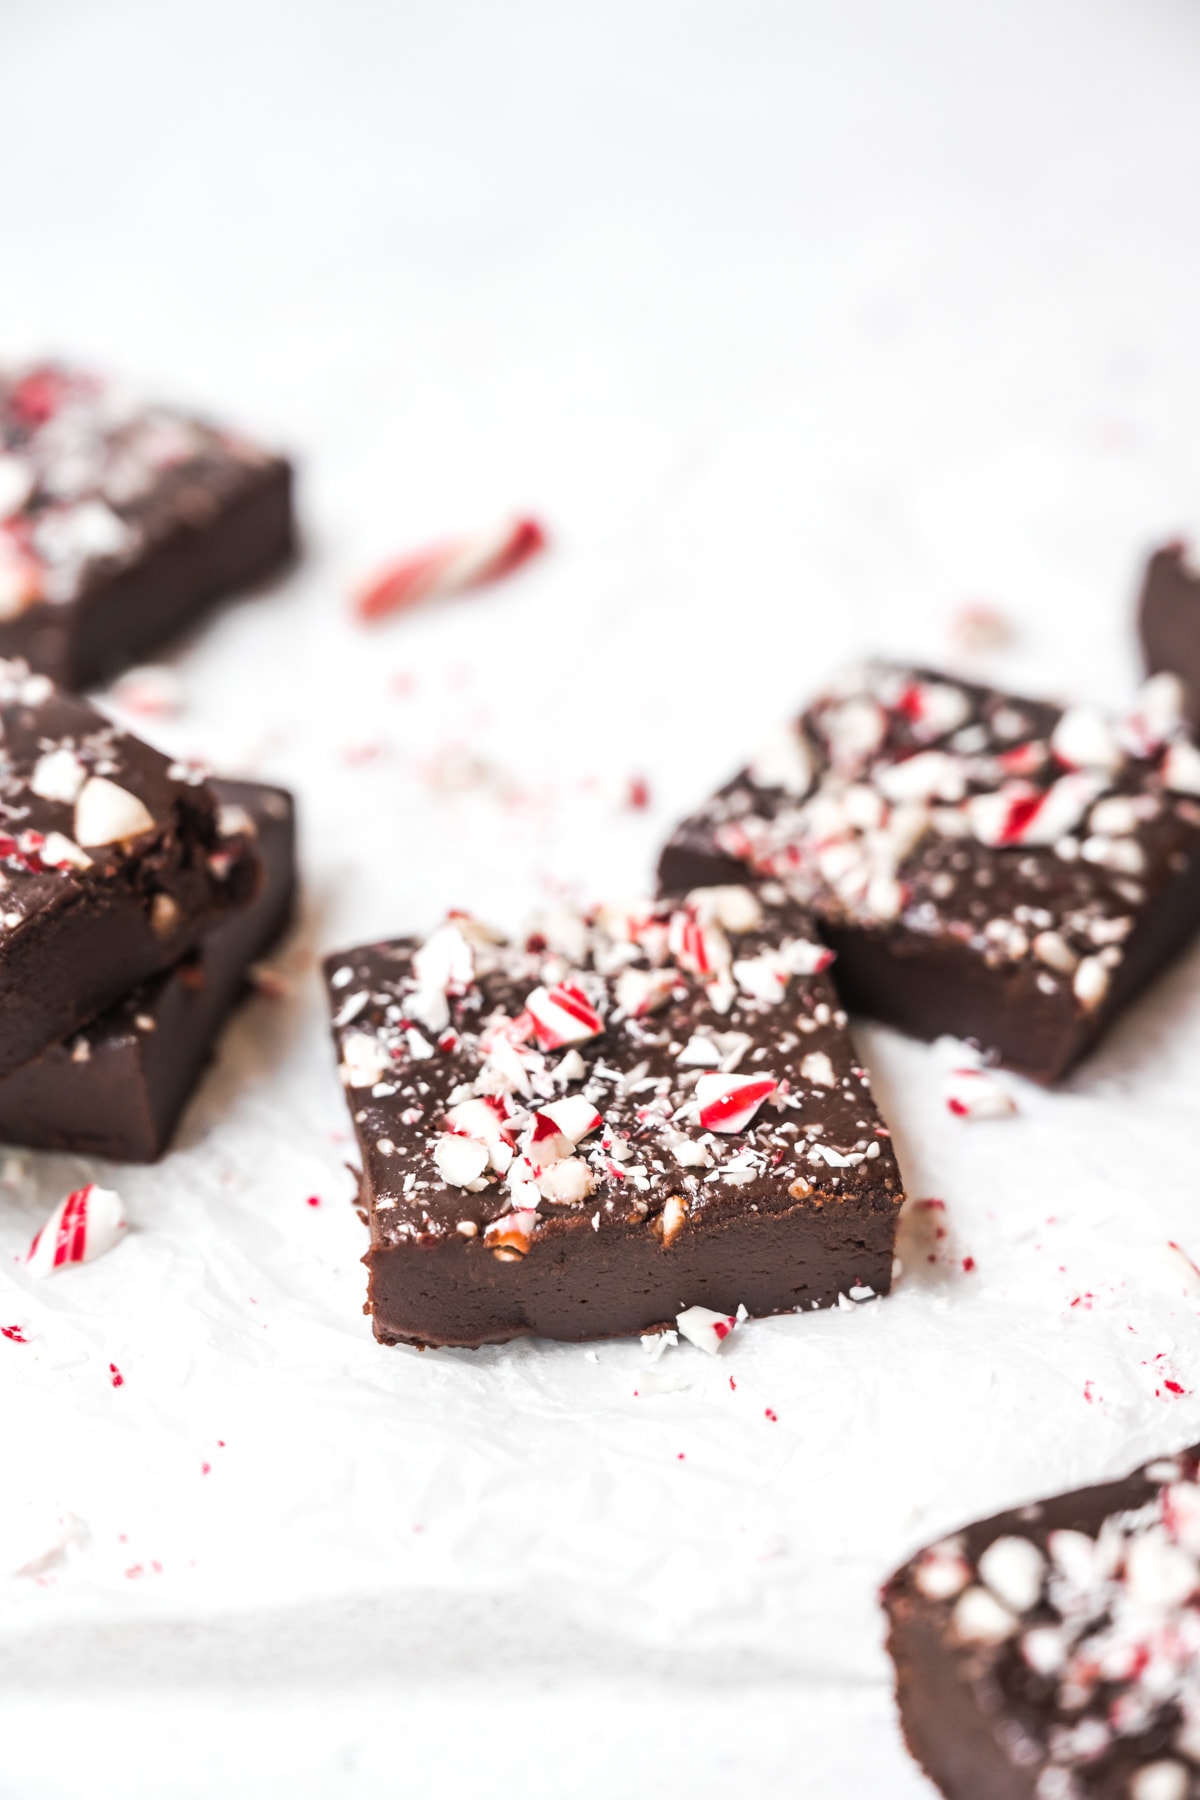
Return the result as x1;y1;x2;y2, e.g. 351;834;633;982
26;1184;127;1277
354;515;548;621
944;1068;1017;1120
675;1303;746;1354
525;982;604;1050
695;1072;777;1133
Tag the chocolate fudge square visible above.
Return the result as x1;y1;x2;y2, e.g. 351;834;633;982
1140;543;1200;734
884;1445;1200;1800
0;657;232;1077
659;662;1200;1084
0;362;294;689
324;886;905;1349
0;779;296;1161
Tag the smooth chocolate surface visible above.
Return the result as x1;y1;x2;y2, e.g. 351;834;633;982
1139;543;1200;734
0;779;296;1162
0;362;294;689
659;662;1200;1083
884;1446;1200;1799
324;887;904;1348
0;658;230;1077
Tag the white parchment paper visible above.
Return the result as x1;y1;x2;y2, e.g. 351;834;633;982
3;0;1200;1793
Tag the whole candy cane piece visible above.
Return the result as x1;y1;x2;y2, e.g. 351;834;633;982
26;1183;127;1277
354;515;548;622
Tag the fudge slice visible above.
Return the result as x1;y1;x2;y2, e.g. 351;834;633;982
324;886;905;1349
0;657;233;1077
0;779;296;1161
659;662;1200;1084
0;362;294;689
1139;544;1200;734
884;1446;1200;1800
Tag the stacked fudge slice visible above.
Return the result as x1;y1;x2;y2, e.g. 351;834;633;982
885;1448;1200;1800
324;887;905;1347
659;662;1200;1082
0;658;295;1161
0;362;294;689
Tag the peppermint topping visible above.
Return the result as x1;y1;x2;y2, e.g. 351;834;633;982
0;362;276;617
329;888;899;1257
911;1448;1200;1789
680;662;1200;1015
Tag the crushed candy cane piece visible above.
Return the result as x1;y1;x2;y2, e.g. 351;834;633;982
30;747;87;804
536;1157;594;1204
614;965;676;1016
1051;705;1124;775
675;1304;740;1354
1163;738;1200;797
695;1072;777;1132
944;1067;1016;1119
537;1095;602;1145
914;1540;971;1601
26;1184;126;1277
433;1134;490;1188
40;831;91;870
74;777;155;847
354;515;547;621
952;1585;1018;1644
340;1031;391;1088
1131;1765;1189;1800
977;1535;1044;1612
526;982;603;1049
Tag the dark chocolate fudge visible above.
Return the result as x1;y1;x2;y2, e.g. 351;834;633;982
0;779;295;1161
1139;544;1200;734
659;662;1200;1084
0;657;233;1077
0;362;294;689
324;886;905;1348
884;1446;1200;1800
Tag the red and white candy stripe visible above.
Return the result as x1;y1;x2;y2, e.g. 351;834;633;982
354;515;548;621
695;1072;777;1133
526;982;603;1050
26;1184;127;1277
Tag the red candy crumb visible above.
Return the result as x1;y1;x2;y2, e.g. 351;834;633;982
109;1363;124;1388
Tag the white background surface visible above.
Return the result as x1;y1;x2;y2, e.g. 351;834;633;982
4;1;1200;1794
